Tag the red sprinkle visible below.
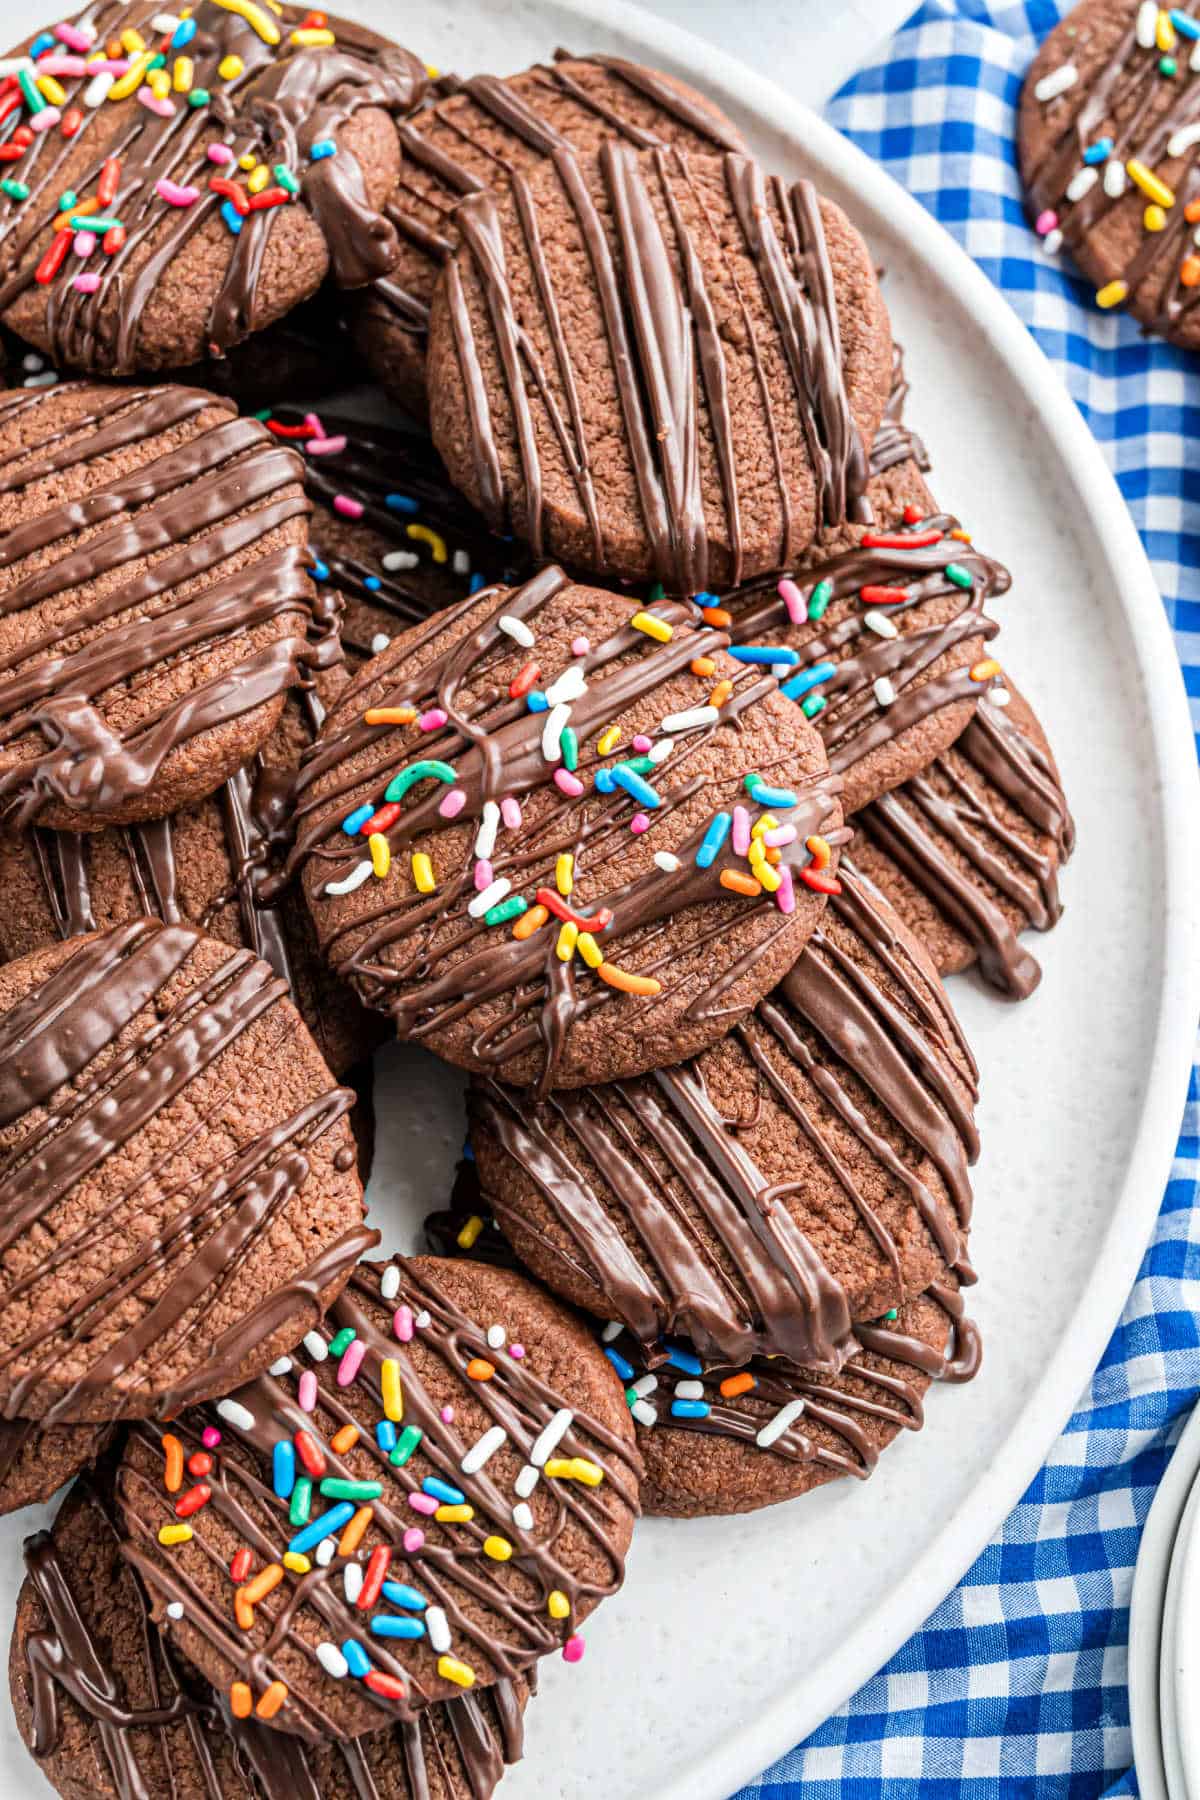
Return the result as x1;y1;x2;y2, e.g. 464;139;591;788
508;660;540;699
102;225;126;255
360;801;402;835
175;1483;212;1518
363;1671;406;1700
247;186;290;210
0;94;21;129
60;106;83;138
12;126;33;147
799;868;843;896
264;417;310;438
357;1544;391;1610
187;1451;214;1477
861;529;942;549
0;144;25;162
230;1548;253;1584
902;503;924;525
858;585;910;607
97;157;120;206
535;888;614;933
208;175;249;214
34;231;71;285
293;1430;326;1480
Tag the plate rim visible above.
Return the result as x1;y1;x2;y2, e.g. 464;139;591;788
1128;1403;1200;1800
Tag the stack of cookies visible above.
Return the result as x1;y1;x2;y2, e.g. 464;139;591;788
0;6;1074;1796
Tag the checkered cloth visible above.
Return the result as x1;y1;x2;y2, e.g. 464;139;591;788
732;4;1200;1794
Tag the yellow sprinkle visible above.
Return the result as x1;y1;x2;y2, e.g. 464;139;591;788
120;26;146;52
456;1214;484;1250
750;812;779;840
556;921;578;961
408;522;448;563
1126;159;1174;209
381;1357;404;1423
219;52;244;79
283;1552;311;1574
425;62;440;78
597;725;620;756
173;55;193;91
369;832;390;879
108;52;153;100
290;25;336;43
1158;10;1177;51
544;1457;605;1487
411;852;436;894
438;1655;476;1689
36;74;67;105
576;930;604;969
547;1590;570;1620
247;164;271;194
147;67;171;98
970;658;1003;682
238;152;258;171
158;1523;193;1546
483;1535;513;1561
555;852;574;896
1144;203;1167;232
751;857;781;893
1095;279;1129;310
212;0;281;45
435;1503;475;1523
630;609;672;643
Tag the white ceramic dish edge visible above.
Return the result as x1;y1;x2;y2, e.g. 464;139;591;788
1128;1402;1200;1800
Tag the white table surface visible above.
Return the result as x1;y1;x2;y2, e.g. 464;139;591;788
638;0;915;107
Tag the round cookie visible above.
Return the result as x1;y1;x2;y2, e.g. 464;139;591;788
350;53;748;414
469;859;979;1372
0;380;335;832
0;918;375;1423
118;1255;640;1738
612;1279;981;1518
10;1472;529;1800
427;143;893;592
0;5;428;376
0;1416;114;1516
292;568;844;1091
852;679;1075;1000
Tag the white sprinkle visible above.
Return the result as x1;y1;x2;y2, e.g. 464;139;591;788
166;1601;184;1620
344;1563;363;1605
755;1398;806;1449
512;1501;535;1531
380;1264;401;1302
1191;39;1200;74
1136;0;1158;47
468;876;511;918
453;549;470;575
1043;228;1064;256
461;1424;508;1475
661;704;719;733
151;12;184;30
22;371;60;388
653;851;681;874
269;1357;292;1377
646;738;673;765
988;686;1012;708
383;549;419;571
530;1407;573;1467
863;609;898;640
1034;62;1077;102
1065;166;1097;203
217;1399;255;1433
20;352;43;373
415;1310;431;1328
1103;159;1127;199
486;1323;507;1350
0;58;33;77
1169;123;1200;159
498;613;534;648
674;1379;705;1400
514;1463;540;1499
631;1374;658;1397
317;1642;349;1678
631;1400;657;1427
304;1331;329;1362
315;1537;337;1567
474;799;500;861
873;676;897;708
426;1606;451;1653
324;859;372;896
544;664;587;706
601;1321;623;1342
83;69;114;106
541;702;570;764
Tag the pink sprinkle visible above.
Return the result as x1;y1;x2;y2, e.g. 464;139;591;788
440;1405;455;1424
1035;208;1059;237
632;734;652;754
438;788;466;818
474;859;494;890
71;271;100;293
73;231;96;257
777;577;805;626
629;813;649;834
207;143;235;165
394;1305;414;1343
554;768;584;797
304;411;326;440
731;805;751;856
571;635;590;656
500;796;521;829
138;89;174;117
763;824;797;848
409;1491;439;1516
562;1635;585;1664
775;866;796;915
508;1343;525;1359
333;494;364;519
418;708;447;732
202;1426;222;1449
337;1339;366;1387
298;1370;318;1412
38;54;88;74
402;1527;425;1553
54;24;94;51
30;106;60;132
304;434;348;456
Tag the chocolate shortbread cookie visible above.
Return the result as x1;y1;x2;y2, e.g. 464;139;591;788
0;4;427;376
1018;0;1200;345
0;1416;114;1516
469;859;978;1373
10;1472;529;1799
428;142;893;591
349;53;747;413
0;918;375;1423
852;681;1075;1000
118;1256;640;1738
292;568;844;1091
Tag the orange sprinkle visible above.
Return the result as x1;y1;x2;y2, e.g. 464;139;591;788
55;196;99;231
708;678;734;708
338;1505;373;1557
720;869;763;898
512;903;548;941
1186;198;1200;223
467;1357;496;1381
255;1681;288;1720
162;1433;184;1493
364;706;417;726
690;656;717;677
234;1592;255;1632
764;845;781;865
720;1372;756;1398
230;1682;253;1719
241;1563;283;1607
596;961;663;997
699;605;731;627
331;1423;360;1455
949;529;972;543
1182;255;1200;288
970;658;1002;682
805;834;832;871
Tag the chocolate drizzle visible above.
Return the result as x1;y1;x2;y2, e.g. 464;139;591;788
0;2;427;373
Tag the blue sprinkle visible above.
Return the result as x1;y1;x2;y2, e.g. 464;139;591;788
696;811;731;868
594;766;615;793
745;777;798;809
371;1615;426;1639
376;1420;398;1453
1171;10;1200;38
525;690;549;712
469;573;485;594
30;32;54;57
272;1440;296;1500
382;1581;428;1610
341;1638;371;1679
311;138;338;159
728;644;799;667
462;1139;475;1161
605;1347;635;1382
693;591;721;608
1082;136;1113;163
220;199;243;236
171;16;197;47
341;803;374;836
289;1502;355;1557
780;660;837;703
385;492;419;514
610;765;661;809
671;1399;711;1419
662;1341;703;1376
422;1476;466;1506
309;558;329;581
364;575;381;590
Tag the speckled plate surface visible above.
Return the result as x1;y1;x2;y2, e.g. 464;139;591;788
0;3;1198;1798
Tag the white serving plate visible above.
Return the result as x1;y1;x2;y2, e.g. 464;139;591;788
2;4;1199;1797
1128;1402;1200;1800
1161;1457;1200;1800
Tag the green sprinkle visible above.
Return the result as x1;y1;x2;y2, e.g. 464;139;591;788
319;1479;383;1502
274;163;300;194
146;52;166;69
484;895;528;927
884;1308;899;1322
560;725;578;772
622;754;657;776
1161;55;1178;75
743;773;763;796
0;180;29;202
807;578;833;622
944;562;974;589
187;86;210;106
253;409;271;420
390;1425;424;1467
647;581;665;603
328;1327;356;1357
801;694;826;720
80;217;123;232
17;69;42;114
625;1388;638;1406
289;1474;313;1527
57;189;77;212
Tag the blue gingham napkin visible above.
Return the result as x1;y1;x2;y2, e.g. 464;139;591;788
733;4;1200;1794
